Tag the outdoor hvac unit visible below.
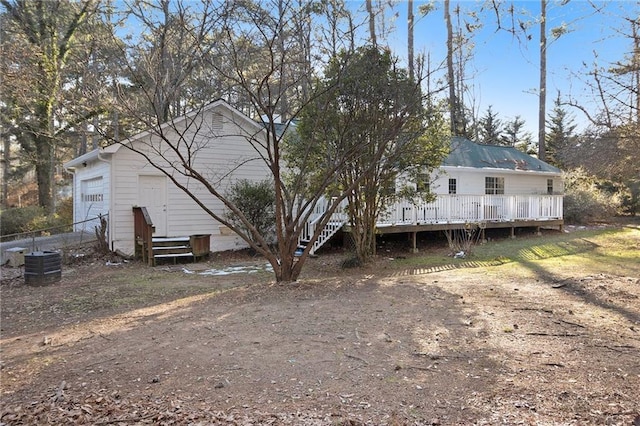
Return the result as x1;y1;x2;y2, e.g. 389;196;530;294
24;251;62;286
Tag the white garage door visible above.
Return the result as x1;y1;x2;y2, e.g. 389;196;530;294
80;177;104;232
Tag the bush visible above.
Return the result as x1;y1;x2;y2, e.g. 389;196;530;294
0;205;45;237
563;169;624;224
224;179;276;244
0;198;74;238
620;180;640;216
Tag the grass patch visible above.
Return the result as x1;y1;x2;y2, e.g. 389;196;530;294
387;226;640;278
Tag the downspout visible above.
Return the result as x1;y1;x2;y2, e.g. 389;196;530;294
97;152;114;251
62;164;78;232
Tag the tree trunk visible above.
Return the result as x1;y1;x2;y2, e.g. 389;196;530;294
445;0;458;135
35;134;54;213
633;21;640;123
366;0;377;46
538;0;547;161
1;138;9;208
408;0;414;82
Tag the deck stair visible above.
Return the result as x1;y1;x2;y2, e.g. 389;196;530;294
298;219;347;256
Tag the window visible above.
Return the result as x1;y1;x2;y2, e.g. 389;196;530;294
82;193;103;202
448;178;457;194
381;180;396;197
547;179;554;195
416;174;429;192
485;177;504;195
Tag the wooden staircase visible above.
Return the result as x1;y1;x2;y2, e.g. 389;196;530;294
133;206;211;266
150;234;211;266
152;237;194;264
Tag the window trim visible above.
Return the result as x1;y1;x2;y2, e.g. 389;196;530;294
448;178;457;194
485;176;505;195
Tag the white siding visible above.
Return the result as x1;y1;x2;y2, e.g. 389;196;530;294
109;105;270;256
431;167;563;196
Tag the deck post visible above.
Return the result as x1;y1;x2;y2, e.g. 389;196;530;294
411;232;418;253
510;226;515;239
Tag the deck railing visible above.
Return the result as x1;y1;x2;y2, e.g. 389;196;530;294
378;194;563;226
300;194;562;253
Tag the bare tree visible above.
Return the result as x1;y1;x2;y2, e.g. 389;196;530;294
443;0;480;137
120;0;225;123
313;0;356;59
565;7;640;185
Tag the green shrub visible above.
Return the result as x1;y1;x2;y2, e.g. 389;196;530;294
620;181;639;216
563;168;623;224
0;198;73;238
54;197;74;229
224;179;276;244
0;205;45;236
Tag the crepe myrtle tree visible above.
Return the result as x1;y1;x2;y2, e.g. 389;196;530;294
290;46;450;264
101;0;399;283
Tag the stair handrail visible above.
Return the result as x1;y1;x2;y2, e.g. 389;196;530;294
133;206;155;265
300;198;348;254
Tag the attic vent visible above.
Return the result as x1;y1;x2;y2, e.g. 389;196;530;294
211;112;223;132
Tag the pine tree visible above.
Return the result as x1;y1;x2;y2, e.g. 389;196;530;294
546;94;577;168
478;106;504;144
502;116;534;152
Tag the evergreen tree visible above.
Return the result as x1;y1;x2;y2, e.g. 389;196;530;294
546;94;577;168
0;0;101;212
502;115;534;152
478;105;504;144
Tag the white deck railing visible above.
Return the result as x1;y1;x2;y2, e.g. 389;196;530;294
300;194;563;253
378;194;563;226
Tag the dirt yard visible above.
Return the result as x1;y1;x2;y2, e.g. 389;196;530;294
1;228;639;425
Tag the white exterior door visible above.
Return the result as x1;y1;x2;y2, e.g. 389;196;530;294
138;175;168;236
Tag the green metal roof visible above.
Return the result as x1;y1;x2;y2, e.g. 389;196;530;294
443;137;562;174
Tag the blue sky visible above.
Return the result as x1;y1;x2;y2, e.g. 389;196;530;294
367;0;633;137
115;0;633;138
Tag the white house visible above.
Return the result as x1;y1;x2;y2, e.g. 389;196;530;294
65;101;563;262
380;137;564;227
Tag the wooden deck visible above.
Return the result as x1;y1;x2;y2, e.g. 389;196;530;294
304;194;564;253
372;218;564;235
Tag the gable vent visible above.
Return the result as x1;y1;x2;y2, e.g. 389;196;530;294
211;112;223;132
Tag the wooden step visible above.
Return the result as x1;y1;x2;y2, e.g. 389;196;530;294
152;236;192;265
152;237;190;242
152;237;190;248
154;252;194;259
153;246;192;255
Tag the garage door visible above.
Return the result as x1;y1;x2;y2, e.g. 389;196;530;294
80;177;104;232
